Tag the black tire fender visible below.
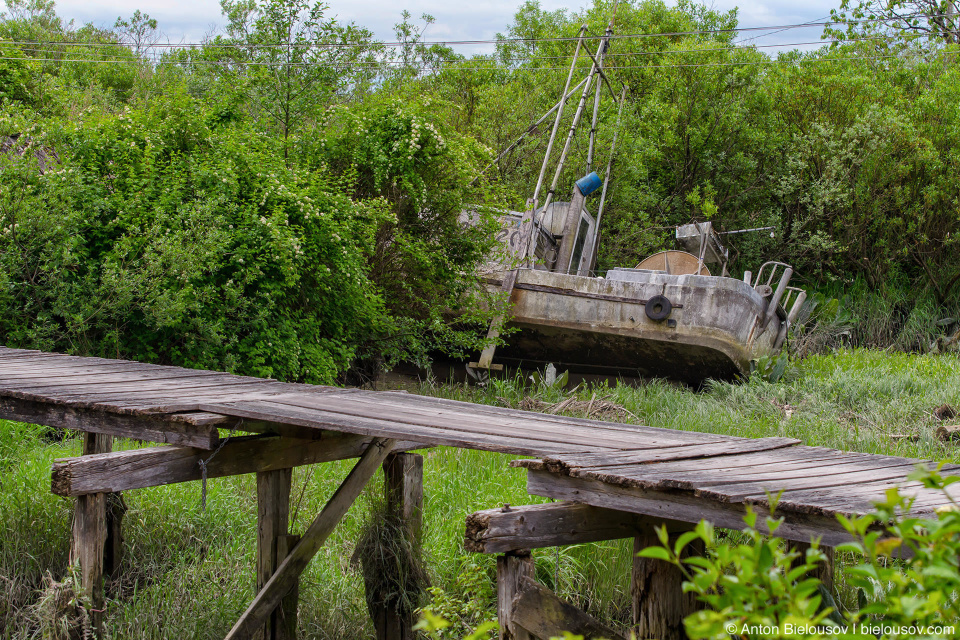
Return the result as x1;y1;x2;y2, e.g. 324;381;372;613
645;295;673;321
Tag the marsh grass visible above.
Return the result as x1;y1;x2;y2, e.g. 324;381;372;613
1;349;958;638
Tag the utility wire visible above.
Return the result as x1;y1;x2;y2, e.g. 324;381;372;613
0;11;954;52
2;32;923;67
0;49;946;71
1;38;942;71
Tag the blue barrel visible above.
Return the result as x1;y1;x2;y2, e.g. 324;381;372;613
575;172;602;196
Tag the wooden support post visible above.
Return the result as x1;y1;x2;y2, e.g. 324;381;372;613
371;452;424;640
384;452;424;538
632;530;703;640
226;437;396;640
69;433;113;637
257;468;293;640
497;552;535;640
786;540;835;594
276;533;301;640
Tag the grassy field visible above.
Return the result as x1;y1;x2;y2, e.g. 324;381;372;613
1;349;959;639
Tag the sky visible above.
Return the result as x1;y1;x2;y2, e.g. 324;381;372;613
43;0;842;53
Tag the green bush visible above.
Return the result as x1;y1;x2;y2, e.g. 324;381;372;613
641;466;960;639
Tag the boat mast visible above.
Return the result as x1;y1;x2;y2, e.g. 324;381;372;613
589;83;627;272
472;2;621;373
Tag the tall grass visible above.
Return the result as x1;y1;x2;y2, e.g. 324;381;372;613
1;349;958;638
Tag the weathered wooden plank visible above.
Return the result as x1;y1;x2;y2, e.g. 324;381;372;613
601;457;926;495
51;433;423;496
511;576;626;640
525;469;859;547
200;400;591;455
600;454;865;486
592;446;858;475
498;553;534;640
261;394;661;450
331;392;725;442
465;501;693;553
0;368;223;388
13;379;288;402
633;530;702;640
518;437;800;474
700;463;926;502
225;438;396;640
758;479;949;516
0;361;191;379
0;359;164;373
0;396;219;449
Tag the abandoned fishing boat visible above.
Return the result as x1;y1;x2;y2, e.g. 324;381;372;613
471;201;805;384
464;10;804;385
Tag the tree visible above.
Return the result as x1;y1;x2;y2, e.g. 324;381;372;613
214;0;380;163
827;0;960;45
114;10;159;59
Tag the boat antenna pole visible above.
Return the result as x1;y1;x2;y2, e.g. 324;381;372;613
470;26;589;374
589;83;627;272
541;5;619;221
473;3;619;374
525;24;590;265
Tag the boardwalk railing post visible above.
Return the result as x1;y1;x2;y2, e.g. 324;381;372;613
257;468;293;640
632;530;703;640
69;433;114;637
496;551;535;640
371;452;424;640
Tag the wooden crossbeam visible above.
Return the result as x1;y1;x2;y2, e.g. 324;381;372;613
0;396;219;449
51;433;418;496
465;502;692;553
526;469;858;547
512;576;626;640
225;437;397;640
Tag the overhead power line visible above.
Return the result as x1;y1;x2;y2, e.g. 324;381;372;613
0;50;939;72
0;11;954;52
0;33;936;70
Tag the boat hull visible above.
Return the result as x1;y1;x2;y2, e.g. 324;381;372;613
485;269;784;385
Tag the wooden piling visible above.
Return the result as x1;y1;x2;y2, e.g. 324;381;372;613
69;433;113;636
497;551;535;640
256;468;294;640
632;531;703;640
276;533;301;640
373;452;424;640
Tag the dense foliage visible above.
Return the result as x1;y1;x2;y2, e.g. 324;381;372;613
0;0;503;381
0;0;958;378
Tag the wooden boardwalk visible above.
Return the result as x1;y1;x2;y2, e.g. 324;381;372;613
2;345;958;639
1;346;955;528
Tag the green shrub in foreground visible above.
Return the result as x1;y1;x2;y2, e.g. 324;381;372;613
642;466;960;640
